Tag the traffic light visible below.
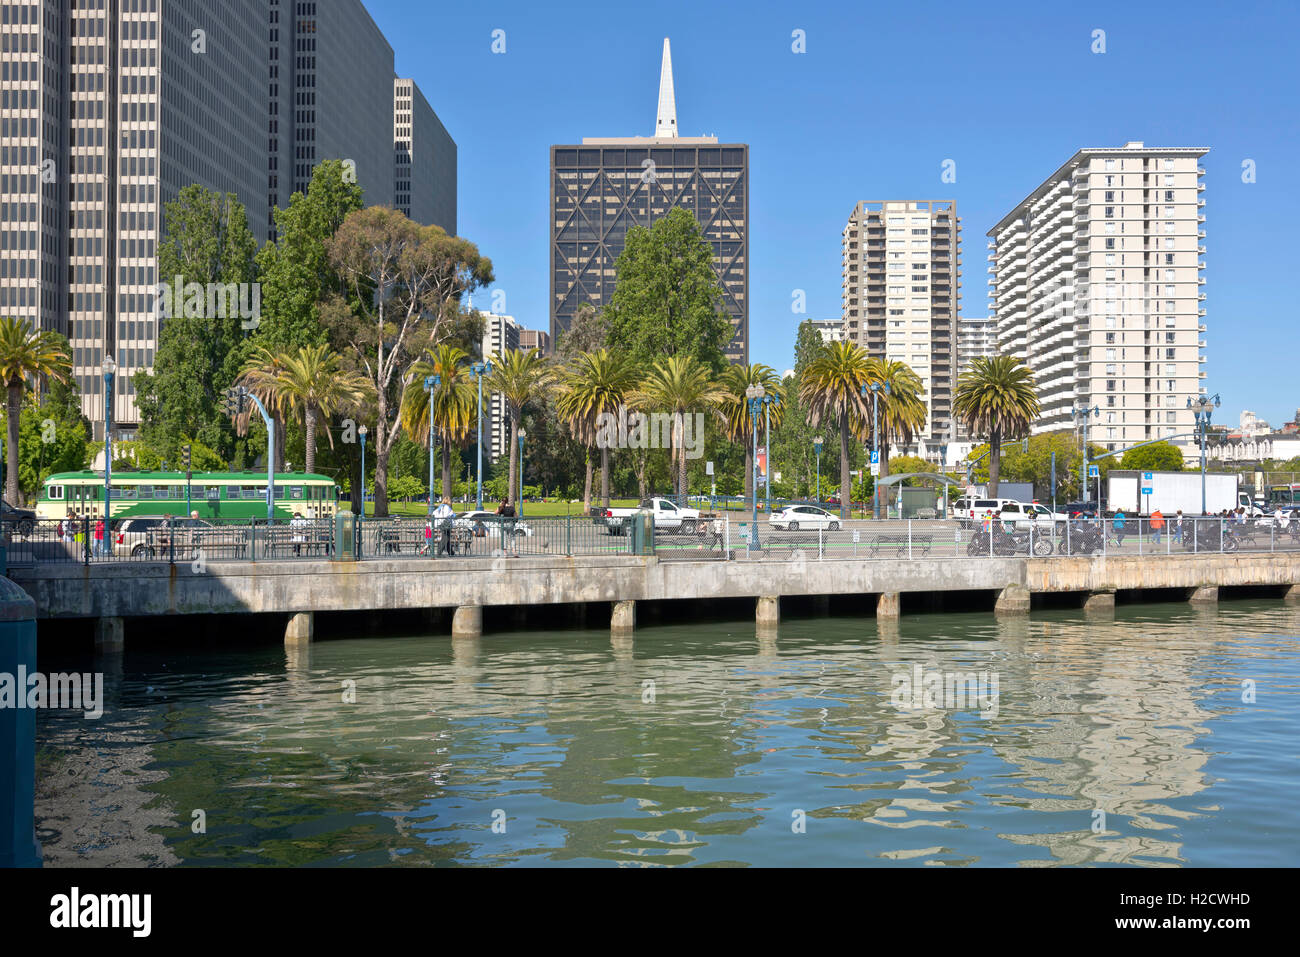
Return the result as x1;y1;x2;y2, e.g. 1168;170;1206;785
223;387;248;418
181;444;191;471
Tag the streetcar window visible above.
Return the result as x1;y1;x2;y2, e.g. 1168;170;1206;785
48;485;64;500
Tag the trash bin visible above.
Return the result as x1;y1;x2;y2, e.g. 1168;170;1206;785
334;510;356;561
0;575;40;867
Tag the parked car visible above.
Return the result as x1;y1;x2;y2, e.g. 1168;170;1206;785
1061;501;1101;519
455;511;532;537
769;504;840;531
0;498;36;536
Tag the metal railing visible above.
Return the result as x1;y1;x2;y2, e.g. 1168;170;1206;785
5;513;1296;568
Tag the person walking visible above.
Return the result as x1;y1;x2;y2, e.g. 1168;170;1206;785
1150;509;1165;545
497;500;518;557
1173;509;1184;545
1112;509;1127;548
433;497;455;557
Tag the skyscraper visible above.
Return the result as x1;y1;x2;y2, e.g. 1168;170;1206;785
0;0;456;435
394;78;456;234
987;143;1207;450
550;39;749;361
479;310;520;464
841;200;961;446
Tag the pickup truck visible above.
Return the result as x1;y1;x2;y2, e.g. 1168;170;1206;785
598;498;703;535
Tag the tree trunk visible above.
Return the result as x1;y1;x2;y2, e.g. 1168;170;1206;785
989;425;1002;498
675;412;687;499
374;442;390;517
6;382;22;504
600;445;611;508
582;452;593;511
839;413;851;520
304;405;317;474
274;409;285;472
635;451;649;503
507;409;520;506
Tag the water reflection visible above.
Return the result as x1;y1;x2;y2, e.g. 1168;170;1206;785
32;601;1300;867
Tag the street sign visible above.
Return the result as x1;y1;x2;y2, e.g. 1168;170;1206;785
870;450;880;465
1141;487;1153;496
870;464;881;477
1089;465;1100;478
705;461;714;476
966;485;978;498
852;530;861;543
1143;471;1154;481
738;523;750;542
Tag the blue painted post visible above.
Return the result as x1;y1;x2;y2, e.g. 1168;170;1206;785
0;576;41;866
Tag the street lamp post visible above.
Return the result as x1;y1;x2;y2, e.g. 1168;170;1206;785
745;384;765;549
813;437;823;503
102;355;116;523
762;395;774;514
358;425;367;521
470;361;492;511
1188;392;1222;516
424;375;440;517
861;381;890;519
1071;404;1100;512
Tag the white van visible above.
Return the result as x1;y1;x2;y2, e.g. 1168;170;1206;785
952;497;1024;527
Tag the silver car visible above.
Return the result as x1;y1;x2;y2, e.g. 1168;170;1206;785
769;504;840;531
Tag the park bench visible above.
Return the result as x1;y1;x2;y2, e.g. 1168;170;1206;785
262;524;331;558
376;522;430;555
866;533;934;557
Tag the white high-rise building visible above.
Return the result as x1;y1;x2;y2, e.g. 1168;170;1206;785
842;200;961;444
987;142;1208;451
479;311;520;463
956;316;997;376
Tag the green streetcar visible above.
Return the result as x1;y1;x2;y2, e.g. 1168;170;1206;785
38;471;340;521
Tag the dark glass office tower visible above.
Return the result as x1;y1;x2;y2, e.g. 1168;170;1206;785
549;39;749;362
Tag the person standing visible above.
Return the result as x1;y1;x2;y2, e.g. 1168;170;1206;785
290;511;306;556
1172;509;1184;545
1150;509;1165;545
93;515;105;558
433;498;455;557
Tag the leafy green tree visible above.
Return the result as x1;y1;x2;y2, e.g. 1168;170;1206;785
326;206;493;515
870;358;927;482
254;159;364;355
799;341;873;518
715;363;784;501
485;349;551;507
886;455;932;485
6;391;90;500
556;302;607;358
604;207;732;372
630;355;726;497
134;185;258;465
793;320;827;378
275;344;371;473
0;318;72;503
400;344;477;502
953;355;1041;498
1119;441;1184;473
553;349;637;508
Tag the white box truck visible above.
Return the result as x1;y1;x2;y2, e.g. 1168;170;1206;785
1106;469;1239;516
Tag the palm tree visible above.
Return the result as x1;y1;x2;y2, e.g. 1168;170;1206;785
400;344;475;500
485;349;551;507
953;355;1041;497
798;341;873;519
0;318;71;504
274;345;370;473
717;363;784;501
869;358;928;482
630;355;725;498
554;349;638;509
234;346;291;471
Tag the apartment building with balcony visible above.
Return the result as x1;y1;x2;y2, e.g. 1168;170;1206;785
841;200;961;445
956;315;997;376
987;142;1208;451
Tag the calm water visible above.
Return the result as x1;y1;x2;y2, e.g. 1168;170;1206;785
33;600;1300;867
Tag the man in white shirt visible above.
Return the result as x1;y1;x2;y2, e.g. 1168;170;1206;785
433;498;455;557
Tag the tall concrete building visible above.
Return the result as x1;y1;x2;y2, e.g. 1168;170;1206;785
0;0;456;435
393;77;456;234
987;142;1207;451
806;319;844;345
841;200;961;444
517;328;550;355
550;39;749;361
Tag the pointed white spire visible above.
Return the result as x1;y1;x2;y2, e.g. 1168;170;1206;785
654;38;677;138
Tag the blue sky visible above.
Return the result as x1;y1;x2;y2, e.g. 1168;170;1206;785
366;0;1299;427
